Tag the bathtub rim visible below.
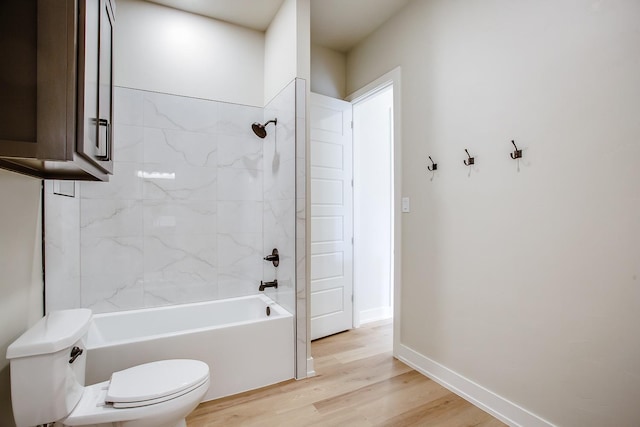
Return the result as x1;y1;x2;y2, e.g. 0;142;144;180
85;293;292;350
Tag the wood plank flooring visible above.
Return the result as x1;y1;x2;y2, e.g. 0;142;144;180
187;320;506;426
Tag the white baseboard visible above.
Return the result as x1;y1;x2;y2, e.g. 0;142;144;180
396;344;554;427
359;306;393;325
306;356;316;377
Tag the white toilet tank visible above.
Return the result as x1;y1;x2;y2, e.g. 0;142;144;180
6;309;92;427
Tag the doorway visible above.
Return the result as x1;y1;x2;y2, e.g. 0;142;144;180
352;85;394;327
310;70;398;345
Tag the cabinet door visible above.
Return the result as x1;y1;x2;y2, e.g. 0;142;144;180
77;0;113;173
97;0;114;163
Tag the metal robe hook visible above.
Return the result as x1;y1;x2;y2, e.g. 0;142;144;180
510;140;522;159
427;156;438;171
463;149;475;166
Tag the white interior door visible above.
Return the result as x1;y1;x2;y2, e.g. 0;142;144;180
310;92;353;341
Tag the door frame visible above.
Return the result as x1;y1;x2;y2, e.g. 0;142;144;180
347;67;402;355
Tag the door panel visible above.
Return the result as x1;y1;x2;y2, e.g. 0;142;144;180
81;0;99;160
311;141;343;169
312;179;343;205
312;217;344;242
310;92;353;341
97;0;114;161
310;288;345;317
77;0;114;171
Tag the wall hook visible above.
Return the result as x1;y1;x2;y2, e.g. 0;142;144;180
427;156;438;171
510;140;522;159
463;149;475;166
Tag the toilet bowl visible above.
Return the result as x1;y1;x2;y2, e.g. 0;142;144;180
6;309;210;427
63;359;210;427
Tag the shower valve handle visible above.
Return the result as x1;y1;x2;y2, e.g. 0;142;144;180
263;248;279;267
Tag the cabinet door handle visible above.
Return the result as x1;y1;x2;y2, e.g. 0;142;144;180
97;118;110;161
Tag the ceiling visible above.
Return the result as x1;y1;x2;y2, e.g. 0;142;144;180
145;0;285;32
145;0;410;53
310;0;410;52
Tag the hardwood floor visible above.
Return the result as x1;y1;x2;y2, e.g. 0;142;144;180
187;320;506;426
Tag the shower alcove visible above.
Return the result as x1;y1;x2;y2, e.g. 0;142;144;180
43;78;308;396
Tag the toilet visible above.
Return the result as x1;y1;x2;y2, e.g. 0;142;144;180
6;309;210;427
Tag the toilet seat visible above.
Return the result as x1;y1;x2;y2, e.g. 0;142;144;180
61;359;210;426
106;359;209;408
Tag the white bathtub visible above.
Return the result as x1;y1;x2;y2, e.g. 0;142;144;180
84;294;294;401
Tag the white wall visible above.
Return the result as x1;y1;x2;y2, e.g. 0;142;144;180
115;0;264;106
0;170;43;427
353;86;393;324
264;0;311;104
295;0;310;87
264;0;298;104
347;0;640;426
310;43;346;99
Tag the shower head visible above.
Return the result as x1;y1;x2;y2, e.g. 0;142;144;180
251;118;277;138
251;123;267;138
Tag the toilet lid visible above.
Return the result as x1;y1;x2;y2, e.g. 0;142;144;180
106;359;209;408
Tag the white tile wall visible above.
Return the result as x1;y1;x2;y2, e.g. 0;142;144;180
262;80;297;315
45;87;291;313
44;84;304;315
44;181;81;311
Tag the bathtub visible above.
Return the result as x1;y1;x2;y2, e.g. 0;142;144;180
84;294;294;401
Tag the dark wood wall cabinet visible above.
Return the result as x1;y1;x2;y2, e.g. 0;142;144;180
0;0;115;181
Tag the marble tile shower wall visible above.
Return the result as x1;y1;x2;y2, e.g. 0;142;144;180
46;87;273;313
262;81;297;314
